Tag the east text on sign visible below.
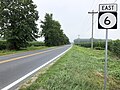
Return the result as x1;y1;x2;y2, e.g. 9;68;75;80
99;4;117;12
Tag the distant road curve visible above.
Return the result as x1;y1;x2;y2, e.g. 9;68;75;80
0;45;72;90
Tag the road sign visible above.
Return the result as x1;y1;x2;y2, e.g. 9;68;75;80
98;3;118;90
98;4;117;29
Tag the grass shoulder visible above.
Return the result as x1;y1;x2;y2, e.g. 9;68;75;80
0;46;48;56
19;45;120;90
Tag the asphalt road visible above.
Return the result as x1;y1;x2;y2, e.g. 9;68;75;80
0;45;71;90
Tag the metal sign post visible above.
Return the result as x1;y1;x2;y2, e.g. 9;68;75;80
98;3;118;90
104;29;108;90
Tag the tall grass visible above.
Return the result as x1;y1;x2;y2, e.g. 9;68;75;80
0;41;45;50
0;46;47;56
75;40;120;58
0;41;46;56
20;45;120;90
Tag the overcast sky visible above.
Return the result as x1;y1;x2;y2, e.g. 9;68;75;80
33;0;119;42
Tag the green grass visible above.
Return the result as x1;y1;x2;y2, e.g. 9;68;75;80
20;45;120;90
0;46;48;56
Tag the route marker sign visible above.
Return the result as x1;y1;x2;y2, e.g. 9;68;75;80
98;3;118;90
98;4;117;29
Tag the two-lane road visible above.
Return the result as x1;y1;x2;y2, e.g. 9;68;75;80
0;45;72;90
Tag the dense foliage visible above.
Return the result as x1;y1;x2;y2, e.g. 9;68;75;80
0;0;39;50
75;40;120;58
78;42;105;50
28;41;45;47
0;40;44;50
0;40;6;50
41;13;70;46
109;40;120;58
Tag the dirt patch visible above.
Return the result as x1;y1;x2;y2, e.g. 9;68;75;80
95;71;104;78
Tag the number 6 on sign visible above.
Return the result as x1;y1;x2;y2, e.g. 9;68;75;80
104;16;111;25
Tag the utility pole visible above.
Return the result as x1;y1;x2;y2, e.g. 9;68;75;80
88;10;98;49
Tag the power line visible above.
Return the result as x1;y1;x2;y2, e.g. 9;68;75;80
90;0;103;11
89;0;97;11
79;0;98;30
80;0;112;39
84;0;104;30
86;0;103;33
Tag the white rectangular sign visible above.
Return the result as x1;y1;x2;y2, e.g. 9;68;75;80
99;4;117;12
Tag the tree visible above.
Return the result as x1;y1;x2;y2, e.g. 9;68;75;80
0;0;39;50
41;13;70;46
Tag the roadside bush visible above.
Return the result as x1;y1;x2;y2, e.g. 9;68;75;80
79;42;91;48
77;41;105;49
109;40;120;58
0;41;45;50
94;47;104;50
75;40;120;58
28;41;45;47
0;41;6;50
94;41;105;49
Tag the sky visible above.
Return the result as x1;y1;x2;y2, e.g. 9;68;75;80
33;0;119;42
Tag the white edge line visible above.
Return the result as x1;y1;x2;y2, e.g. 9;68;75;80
1;45;72;90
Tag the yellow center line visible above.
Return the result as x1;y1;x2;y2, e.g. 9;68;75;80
0;47;61;64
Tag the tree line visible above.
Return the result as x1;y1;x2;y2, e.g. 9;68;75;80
41;14;69;46
0;0;70;50
74;39;120;58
